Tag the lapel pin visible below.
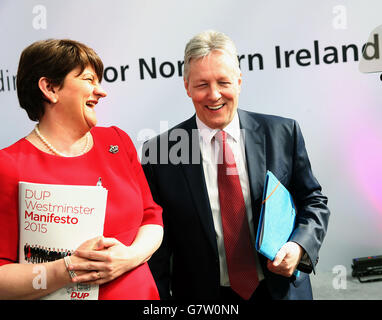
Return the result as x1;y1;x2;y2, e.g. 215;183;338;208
109;145;119;154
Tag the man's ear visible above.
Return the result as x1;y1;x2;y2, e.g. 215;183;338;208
237;72;242;93
184;77;192;98
38;77;58;104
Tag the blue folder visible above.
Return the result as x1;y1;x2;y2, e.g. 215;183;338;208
255;171;300;276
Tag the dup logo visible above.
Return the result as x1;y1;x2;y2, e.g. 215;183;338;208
70;291;90;299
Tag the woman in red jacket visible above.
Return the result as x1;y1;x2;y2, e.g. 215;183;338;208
0;39;163;300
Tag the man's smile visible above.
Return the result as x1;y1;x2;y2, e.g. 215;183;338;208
205;103;225;111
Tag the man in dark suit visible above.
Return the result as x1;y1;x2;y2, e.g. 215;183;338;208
142;30;330;300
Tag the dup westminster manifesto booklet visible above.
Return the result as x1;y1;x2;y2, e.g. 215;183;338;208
18;181;108;300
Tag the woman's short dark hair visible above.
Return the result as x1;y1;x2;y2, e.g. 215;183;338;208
16;39;104;121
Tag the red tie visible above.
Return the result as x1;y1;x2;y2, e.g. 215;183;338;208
216;130;259;300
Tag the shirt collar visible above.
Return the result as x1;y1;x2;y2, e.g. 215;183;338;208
196;111;241;144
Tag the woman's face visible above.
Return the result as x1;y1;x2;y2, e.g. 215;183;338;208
54;66;107;130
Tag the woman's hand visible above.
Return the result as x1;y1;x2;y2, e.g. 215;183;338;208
67;225;163;285
68;237;139;285
65;236;106;280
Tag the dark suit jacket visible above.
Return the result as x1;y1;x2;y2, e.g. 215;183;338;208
142;109;330;300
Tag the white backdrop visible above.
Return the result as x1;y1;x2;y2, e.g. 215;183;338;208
1;1;382;276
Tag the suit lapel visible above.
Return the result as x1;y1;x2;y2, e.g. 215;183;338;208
238;109;266;204
179;116;219;257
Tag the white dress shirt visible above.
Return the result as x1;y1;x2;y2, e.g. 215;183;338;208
196;112;264;286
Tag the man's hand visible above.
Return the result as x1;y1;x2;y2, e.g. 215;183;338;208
267;242;304;277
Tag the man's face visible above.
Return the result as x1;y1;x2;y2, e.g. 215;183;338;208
184;50;242;129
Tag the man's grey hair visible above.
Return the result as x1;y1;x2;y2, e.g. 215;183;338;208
183;30;240;80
